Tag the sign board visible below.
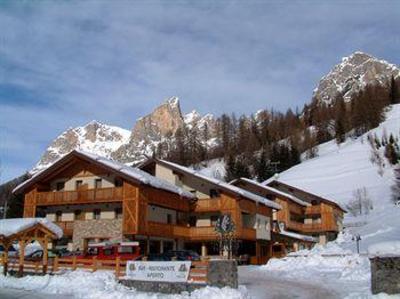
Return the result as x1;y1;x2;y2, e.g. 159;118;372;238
126;261;191;282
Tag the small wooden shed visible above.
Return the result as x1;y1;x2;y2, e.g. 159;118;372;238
0;218;63;276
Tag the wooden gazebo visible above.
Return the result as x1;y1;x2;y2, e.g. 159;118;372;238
0;218;62;276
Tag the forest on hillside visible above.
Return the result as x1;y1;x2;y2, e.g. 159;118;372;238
157;77;400;182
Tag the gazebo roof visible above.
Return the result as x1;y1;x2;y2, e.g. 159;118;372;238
0;218;63;240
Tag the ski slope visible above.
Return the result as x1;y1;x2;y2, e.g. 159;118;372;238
277;104;400;252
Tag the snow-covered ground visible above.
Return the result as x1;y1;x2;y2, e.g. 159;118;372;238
276;104;400;252
246;240;400;299
0;270;249;299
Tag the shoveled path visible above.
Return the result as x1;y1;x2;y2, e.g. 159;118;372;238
239;266;340;299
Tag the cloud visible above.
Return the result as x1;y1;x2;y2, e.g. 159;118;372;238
0;1;399;182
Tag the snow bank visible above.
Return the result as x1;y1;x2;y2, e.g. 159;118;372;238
368;241;400;257
0;270;249;299
264;242;370;282
0;218;63;238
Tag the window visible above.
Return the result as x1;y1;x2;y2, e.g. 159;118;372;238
115;208;123;219
167;214;172;224
210;215;219;226
115;178;123;187
55;211;62;222
209;189;220;198
75;180;83;190
189;216;197;227
56;182;65;191
94;209;101;220
95;179;102;189
118;246;134;254
103;248;114;256
74;210;82;220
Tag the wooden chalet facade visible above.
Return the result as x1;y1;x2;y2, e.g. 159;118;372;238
138;159;282;265
230;178;346;256
13;150;196;253
13;151;281;264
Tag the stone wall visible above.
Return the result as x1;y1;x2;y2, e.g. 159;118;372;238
370;256;400;295
72;219;122;250
207;260;238;289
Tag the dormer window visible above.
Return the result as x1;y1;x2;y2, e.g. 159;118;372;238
56;182;65;191
75;180;83;190
210;189;219;198
115;178;123;187
95;179;102;189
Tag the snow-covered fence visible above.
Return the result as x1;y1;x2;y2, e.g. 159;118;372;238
54;256;128;277
53;257;209;284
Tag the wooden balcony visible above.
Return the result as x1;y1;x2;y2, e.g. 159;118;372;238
147;221;191;239
240;227;256;240
55;221;74;236
193;198;222;212
147;222;256;241
287;221;338;233
36;187;123;206
190;226;218;241
305;205;321;215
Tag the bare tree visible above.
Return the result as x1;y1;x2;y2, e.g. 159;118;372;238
346;187;374;216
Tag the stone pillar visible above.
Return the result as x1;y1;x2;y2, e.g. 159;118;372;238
370;256;400;294
207;260;238;289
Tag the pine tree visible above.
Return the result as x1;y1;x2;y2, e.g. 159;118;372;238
255;149;270;182
335;97;347;144
224;154;237;182
391;165;400;204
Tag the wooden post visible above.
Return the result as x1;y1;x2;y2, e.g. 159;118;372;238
72;256;77;270
115;256;120;278
92;256;97;272
18;240;25;277
3;244;8;276
53;256;59;273
43;238;48;274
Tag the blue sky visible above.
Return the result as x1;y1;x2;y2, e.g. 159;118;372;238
1;1;400;183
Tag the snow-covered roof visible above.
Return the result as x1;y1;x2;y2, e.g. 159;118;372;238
13;150;195;199
278;229;317;243
0;218;63;239
368;241;400;257
235;178;310;207
156;159;281;210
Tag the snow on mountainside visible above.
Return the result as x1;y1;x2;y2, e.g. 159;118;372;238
33;97;218;172
312;51;400;105
34;121;130;172
274;104;400;252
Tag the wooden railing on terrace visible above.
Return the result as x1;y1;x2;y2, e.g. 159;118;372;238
36;187;123;206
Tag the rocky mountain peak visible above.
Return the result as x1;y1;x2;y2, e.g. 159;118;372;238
312;51;400;105
131;96;184;142
34;121;130;172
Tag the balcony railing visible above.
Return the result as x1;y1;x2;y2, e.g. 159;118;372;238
287;221;338;233
36;187;123;206
147;221;256;241
193;198;222;212
305;205;321;215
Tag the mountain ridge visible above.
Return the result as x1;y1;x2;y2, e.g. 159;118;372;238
33;51;400;174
